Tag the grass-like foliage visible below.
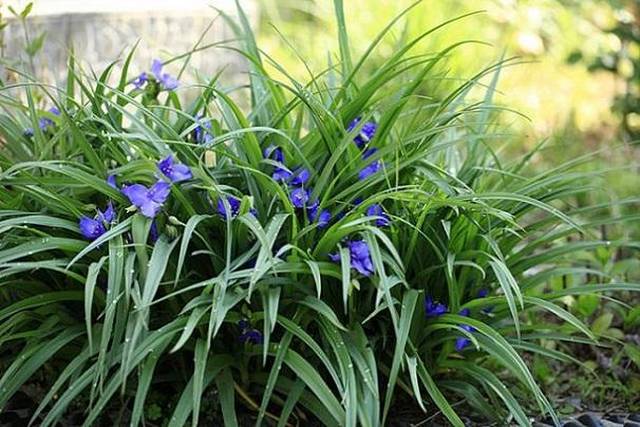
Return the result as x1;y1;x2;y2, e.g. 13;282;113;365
1;2;638;425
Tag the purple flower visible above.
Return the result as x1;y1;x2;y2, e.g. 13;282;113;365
79;216;106;240
38;107;60;131
359;160;382;180
347;117;377;148
149;220;159;243
366;204;390;227
121;180;171;218
348;240;375;276
272;166;292;183
133;72;148;89
316;210;331;228
363;147;377;160
217;196;241;219
328;239;375;276
424;296;448;318
25;107;60;136
478;289;494;314
290;168;310;187
328;252;341;263
158;155;192;182
290;187;310;208
308;201;331;229
193;115;213;144
151;59;179;91
455;308;475;351
264;145;285;163
97;202;116;224
78;201;117;240
238;320;263;344
107;175;117;189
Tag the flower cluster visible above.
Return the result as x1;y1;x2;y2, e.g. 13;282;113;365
323;118;395;277
79;155;192;240
133;59;179;91
424;289;491;352
264;145;331;229
120;154;191;219
347;117;383;180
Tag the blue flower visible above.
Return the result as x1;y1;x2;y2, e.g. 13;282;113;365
263;146;293;182
328;252;341;263
79;216;106;240
358;160;382;180
38;107;60;132
316;209;331;228
290;168;310;187
366;203;390;227
149;220;159;243
272;167;293;182
97;202;116;224
107;174;118;189
478;289;494;314
328;239;375;276
133;72;148;89
290;187;310;208
25;107;60;136
424;296;448;318
347;117;377;148
217;195;241;219
151;59;179;91
263;145;285;163
158;155;192;182
455;308;476;351
193;115;213;144
348;240;375;276
362;147;377;160
238;320;263;344
121;180;171;218
308;201;331;228
78;201;117;240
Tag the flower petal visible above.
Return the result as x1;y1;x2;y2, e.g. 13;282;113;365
121;184;151;207
79;216;106;240
149;181;171;203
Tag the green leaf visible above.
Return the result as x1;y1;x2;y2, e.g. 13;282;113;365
591;312;613;336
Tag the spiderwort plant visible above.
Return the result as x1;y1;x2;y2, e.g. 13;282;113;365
1;3;638;427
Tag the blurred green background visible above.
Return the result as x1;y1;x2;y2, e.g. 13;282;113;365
256;0;639;206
